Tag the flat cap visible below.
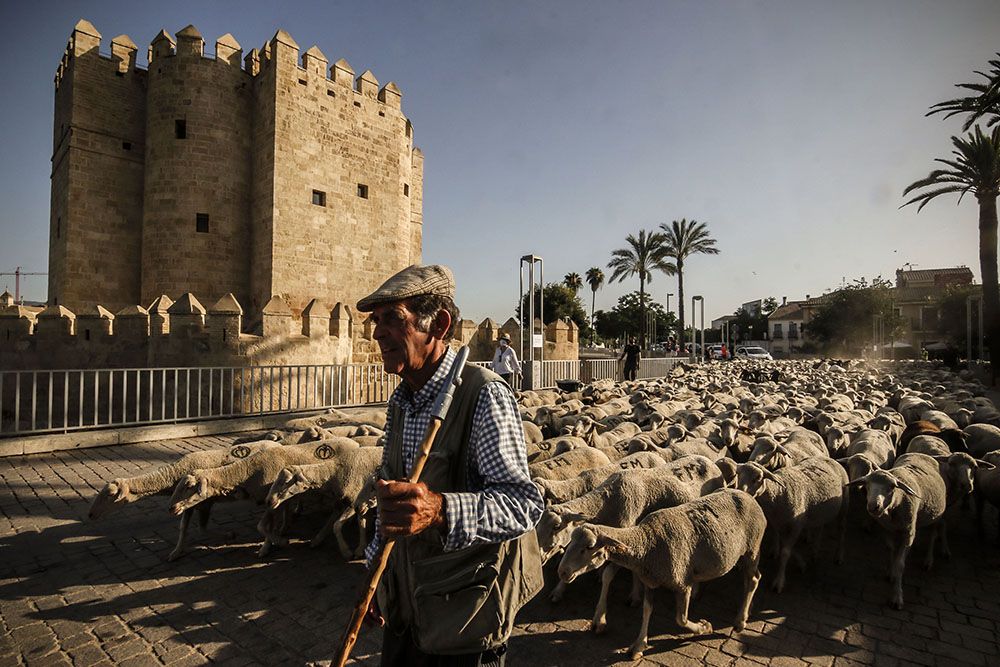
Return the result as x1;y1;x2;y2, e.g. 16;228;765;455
356;264;455;312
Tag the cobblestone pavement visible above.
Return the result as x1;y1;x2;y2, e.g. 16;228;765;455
3;434;1000;667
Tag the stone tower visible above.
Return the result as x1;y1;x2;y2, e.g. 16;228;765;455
49;20;423;326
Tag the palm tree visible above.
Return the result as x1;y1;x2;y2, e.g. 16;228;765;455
903;125;1000;382
585;267;604;344
659;219;720;347
607;230;675;348
564;272;583;294
927;54;1000;130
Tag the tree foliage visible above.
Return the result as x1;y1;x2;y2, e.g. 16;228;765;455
805;277;905;355
936;284;981;350
927;54;1000;130
658;219;720;343
563;272;582;293
607;230;676;348
518;282;592;340
593;291;678;344
729;297;778;343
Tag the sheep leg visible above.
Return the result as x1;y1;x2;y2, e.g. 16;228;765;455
837;489;850;565
674;585;712;636
168;509;193;562
332;506;358;560
627;586;654;660
590;564;618;634
773;525;802;593
939;520;951;560
549;580;567;603
975;492;986;540
735;549;762;632
353;511;369;559
923;525;938;571
310;509;339;549
196;499;215;533
889;533;913;610
629;571;643;607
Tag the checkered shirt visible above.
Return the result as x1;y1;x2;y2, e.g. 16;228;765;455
364;347;543;564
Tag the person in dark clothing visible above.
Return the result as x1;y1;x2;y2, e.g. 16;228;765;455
620;337;641;381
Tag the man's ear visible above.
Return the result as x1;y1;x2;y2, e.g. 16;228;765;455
431;309;452;339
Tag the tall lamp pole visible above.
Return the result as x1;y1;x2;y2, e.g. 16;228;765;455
691;295;704;362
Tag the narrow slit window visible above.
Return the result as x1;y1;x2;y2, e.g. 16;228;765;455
357;184;369;199
353;101;361;108
196;213;209;233
84;329;91;341
327;89;335;97
379;110;385;117
122;141;132;150
175;119;186;139
56;217;61;239
298;78;307;85
312;190;326;207
403;184;409;196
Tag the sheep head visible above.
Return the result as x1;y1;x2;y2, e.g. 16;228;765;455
934;452;993;497
666;423;687;443
825;427;850;457
837;454;876;482
718;419;739;447
954;408;974;428
536;510;586;562
735;462;784;497
267;468;309;509
88;479;132;519
847;470;920;518
169;474;211;515
557;525;621;583
748;436;779;468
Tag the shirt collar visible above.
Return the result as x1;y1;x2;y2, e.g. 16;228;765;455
389;347;457;413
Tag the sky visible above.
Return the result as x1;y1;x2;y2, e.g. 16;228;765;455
0;0;998;325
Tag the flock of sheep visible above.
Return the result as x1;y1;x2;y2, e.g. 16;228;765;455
87;359;1000;661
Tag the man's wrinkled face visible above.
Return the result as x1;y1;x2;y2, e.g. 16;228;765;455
370;302;434;376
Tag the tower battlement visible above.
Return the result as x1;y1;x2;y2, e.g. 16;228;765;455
49;20;424;330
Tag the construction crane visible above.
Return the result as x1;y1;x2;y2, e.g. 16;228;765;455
0;267;47;304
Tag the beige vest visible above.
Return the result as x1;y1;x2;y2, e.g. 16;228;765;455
377;364;543;655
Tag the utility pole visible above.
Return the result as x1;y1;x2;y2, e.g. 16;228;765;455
0;267;48;304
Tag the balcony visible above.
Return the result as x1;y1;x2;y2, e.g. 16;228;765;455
772;332;783;340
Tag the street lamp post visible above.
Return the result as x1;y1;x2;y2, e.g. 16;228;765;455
519;255;544;388
691;295;704;363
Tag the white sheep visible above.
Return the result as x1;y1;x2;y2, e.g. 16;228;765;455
534;451;665;504
836;429;896;481
557;489;766;660
528;447;613;481
168;438;360;558
748;431;826;471
846;452;948;609
735;457;849;592
963;423;1000;458
89;441;281;561
262;446;383;559
539;456;725;628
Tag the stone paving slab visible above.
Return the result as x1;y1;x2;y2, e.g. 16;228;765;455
2;434;1000;666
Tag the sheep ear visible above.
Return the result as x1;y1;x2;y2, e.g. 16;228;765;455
775;444;791;456
561;512;587;527
845;475;870;489
762;468;785;488
835;457;851;470
595;534;625;553
932;455;950;464
976;459;996;470
894;479;921;498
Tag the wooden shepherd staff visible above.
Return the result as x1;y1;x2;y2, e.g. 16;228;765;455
334;346;471;667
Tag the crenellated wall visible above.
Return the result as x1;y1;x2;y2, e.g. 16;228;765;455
49;20;423;327
0;295;578;371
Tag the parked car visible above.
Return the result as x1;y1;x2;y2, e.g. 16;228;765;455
735;346;773;360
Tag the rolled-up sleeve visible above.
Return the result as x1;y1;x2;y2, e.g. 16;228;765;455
441;381;544;551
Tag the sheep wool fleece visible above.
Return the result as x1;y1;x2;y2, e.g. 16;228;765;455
377;364;543;655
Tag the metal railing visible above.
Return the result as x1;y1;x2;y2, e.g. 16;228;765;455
0;357;685;437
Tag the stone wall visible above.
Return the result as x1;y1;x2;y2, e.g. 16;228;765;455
0;295;578;371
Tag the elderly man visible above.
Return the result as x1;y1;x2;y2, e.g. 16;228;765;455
358;264;544;667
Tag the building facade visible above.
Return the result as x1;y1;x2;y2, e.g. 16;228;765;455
49;21;423;328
